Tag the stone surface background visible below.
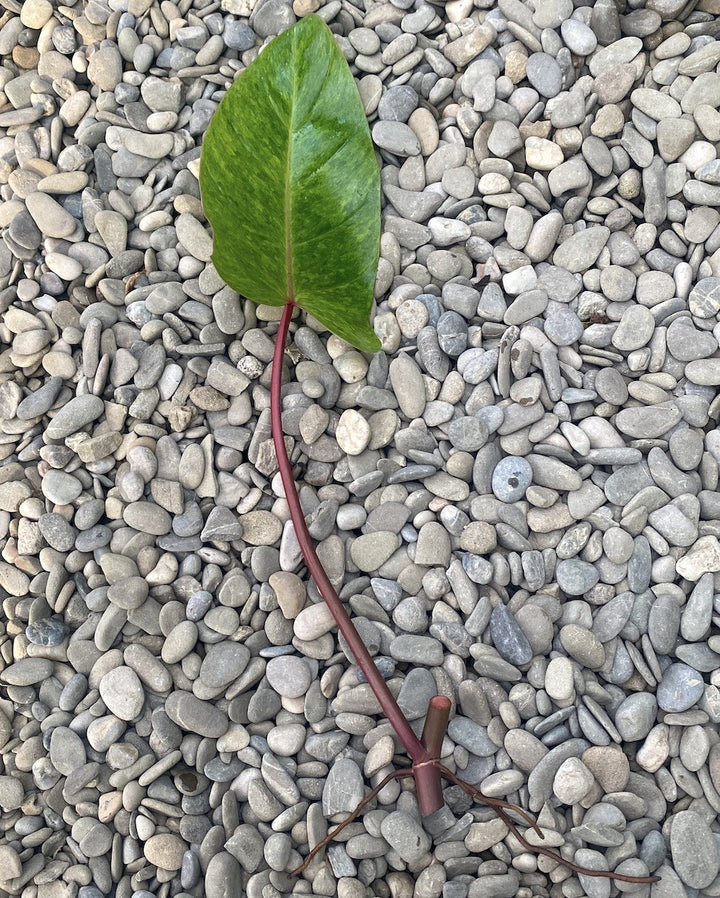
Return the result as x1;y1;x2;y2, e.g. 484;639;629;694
1;0;720;895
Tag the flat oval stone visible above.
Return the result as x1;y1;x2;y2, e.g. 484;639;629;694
265;655;313;698
380;811;431;863
685;359;720;385
350;531;400;572
42;470;83;504
670;810;719;888
492;456;533;502
559;624;605;669
49;726;87;776
124;644;172;694
0;776;24;811
556;560;600;596
161;621;198;664
165;691;229;737
528;455;581;491
657;663;704;713
336;409;371;455
99;666;145;721
107;577;148;610
615;403;682;438
611;305;655;350
631;87;681;120
553;226;610;272
447;416;488;451
175;213;213;261
294;603;335;640
448;716;496;757
615;692;657;741
25;191;78;237
45;394;105;439
667;317;718;361
681;573;713;642
16;376;62;419
0;657;53;685
199;642;250;689
525;52;563;98
390;634;443;665
26;616;68;646
553;757;595;804
144;833;186;870
123;501;172;535
0;844;22;876
545;656;574;701
591;592;633;644
323;758;365;815
582;746;630;793
205;852;242;898
689;277;720;318
237;510;282;546
560;18;597;55
544;308;583;346
372;121;421;156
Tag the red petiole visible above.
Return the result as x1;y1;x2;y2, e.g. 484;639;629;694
271;302;447;815
270;301;659;887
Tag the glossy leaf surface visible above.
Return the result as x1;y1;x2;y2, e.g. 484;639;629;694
200;14;381;351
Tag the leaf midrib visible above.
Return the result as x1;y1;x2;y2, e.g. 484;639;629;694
284;43;296;304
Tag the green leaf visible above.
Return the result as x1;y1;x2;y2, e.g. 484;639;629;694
200;14;381;352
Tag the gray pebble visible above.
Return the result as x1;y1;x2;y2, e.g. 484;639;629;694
205;852;243;898
657;663;704;713
556;560;600;596
615;693;657;741
490;605;533;665
670;810;719;888
26;616;68;646
323;758;365;816
448;716;496;758
491;456;533;502
380;811;431;863
525;53;563;98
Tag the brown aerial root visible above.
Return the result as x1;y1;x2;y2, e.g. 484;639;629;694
290;762;660;885
291;768;415;876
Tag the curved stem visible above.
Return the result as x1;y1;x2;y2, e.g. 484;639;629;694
272;305;658;888
270;303;431;770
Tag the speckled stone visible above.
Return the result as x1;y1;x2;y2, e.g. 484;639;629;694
492;456;533;502
25;616;68;646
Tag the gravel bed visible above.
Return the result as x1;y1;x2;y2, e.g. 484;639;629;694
1;0;720;896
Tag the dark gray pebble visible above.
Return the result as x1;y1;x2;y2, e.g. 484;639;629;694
490;605;533;665
436;311;468;357
26;616;68;647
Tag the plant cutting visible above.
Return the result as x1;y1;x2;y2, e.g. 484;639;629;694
199;13;659;886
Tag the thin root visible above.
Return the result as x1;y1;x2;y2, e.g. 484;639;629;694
435;762;659;885
436;763;543;838
290;768;414;876
484;802;659;884
291;761;660;885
